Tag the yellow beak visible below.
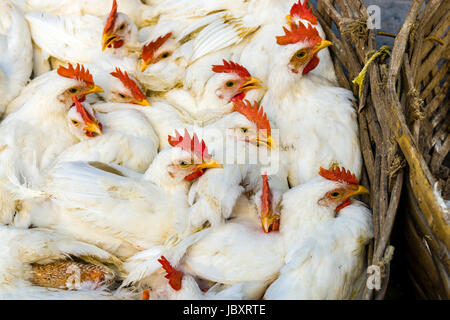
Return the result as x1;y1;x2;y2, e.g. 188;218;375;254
195;159;223;170
260;214;280;233
140;60;152;72
313;40;333;55
260;216;272;233
346;185;370;199
85;121;103;136
256;134;276;150
134;98;151;107
85;85;104;95
286;14;292;24
240;77;263;92
102;33;118;51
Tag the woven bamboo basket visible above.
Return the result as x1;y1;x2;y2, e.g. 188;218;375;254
398;0;449;299
311;0;402;299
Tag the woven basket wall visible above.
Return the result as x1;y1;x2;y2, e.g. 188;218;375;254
400;0;449;299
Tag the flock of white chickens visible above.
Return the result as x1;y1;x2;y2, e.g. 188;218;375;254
0;0;374;300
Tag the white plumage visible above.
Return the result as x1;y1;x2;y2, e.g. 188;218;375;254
0;0;32;114
56;105;159;173
0;224;125;299
0;68;102;224
259;21;362;187
24;1;140;78
264;174;373;299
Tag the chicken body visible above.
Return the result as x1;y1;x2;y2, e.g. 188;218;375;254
0;224;123;300
0;70;101;224
0;0;32;114
24;7;140;76
238;0;337;85
264;177;373;299
258;20;361;187
263;74;361;187
56;108;159;173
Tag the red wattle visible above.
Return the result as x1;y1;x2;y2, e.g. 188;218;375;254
109;40;124;49
336;199;351;215
184;170;205;181
231;92;246;102
303;56;320;75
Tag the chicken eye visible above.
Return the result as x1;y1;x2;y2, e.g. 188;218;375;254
330;191;341;198
241;128;248;133
179;160;191;167
119;93;126;98
72;120;79;126
69;88;78;94
296;51;307;59
226;81;235;88
160;52;170;59
119;24;125;31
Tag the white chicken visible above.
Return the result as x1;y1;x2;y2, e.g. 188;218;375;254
54;96;158;173
0;63;103;225
0;224;125;300
259;19;361;187
264;166;373;299
284;0;337;84
0;0;32;115
24;0;139;73
238;0;337;85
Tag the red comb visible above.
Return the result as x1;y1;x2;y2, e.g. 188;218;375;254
168;129;212;161
233;100;271;136
290;1;318;25
110;67;146;101
103;0;118;34
157;256;183;291
72;96;97;125
142;33;172;63
276;21;322;46
212;60;251;79
319;166;358;185
261;174;273;219
57;63;94;86
142;290;150;300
